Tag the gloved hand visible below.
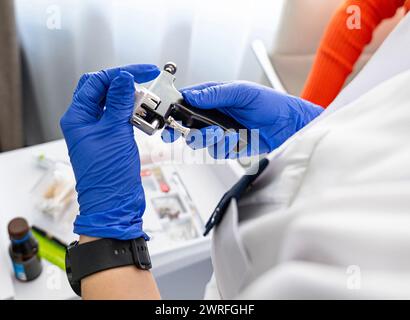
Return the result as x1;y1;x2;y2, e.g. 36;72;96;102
60;64;160;240
161;81;324;158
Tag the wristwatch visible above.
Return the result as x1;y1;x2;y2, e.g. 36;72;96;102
65;237;152;296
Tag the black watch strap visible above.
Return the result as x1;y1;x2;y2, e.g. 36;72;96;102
66;238;151;296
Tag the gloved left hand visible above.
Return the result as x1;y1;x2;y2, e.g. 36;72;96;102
60;64;160;240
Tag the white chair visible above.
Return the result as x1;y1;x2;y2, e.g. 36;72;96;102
253;0;404;95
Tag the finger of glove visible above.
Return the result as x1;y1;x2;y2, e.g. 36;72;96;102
75;64;159;105
208;131;240;159
182;82;248;110
105;64;160;85
69;73;109;123
73;73;91;96
103;71;136;121
186;126;225;150
71;64;159;123
161;126;182;143
180;81;225;93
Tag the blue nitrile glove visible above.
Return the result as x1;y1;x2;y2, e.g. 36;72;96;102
161;81;324;158
60;64;160;240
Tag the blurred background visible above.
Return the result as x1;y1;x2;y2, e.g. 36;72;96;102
2;0;402;152
4;0;283;148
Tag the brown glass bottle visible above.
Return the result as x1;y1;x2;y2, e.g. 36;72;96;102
8;217;42;281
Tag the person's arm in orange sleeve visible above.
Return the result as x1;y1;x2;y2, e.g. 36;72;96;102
301;0;406;108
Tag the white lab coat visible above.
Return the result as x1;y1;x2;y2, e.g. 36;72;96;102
209;13;410;299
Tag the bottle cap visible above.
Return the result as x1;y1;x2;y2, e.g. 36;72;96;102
8;217;30;241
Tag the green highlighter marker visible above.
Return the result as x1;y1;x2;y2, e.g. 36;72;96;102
32;226;67;270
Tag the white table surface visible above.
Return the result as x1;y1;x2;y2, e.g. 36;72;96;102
0;136;229;299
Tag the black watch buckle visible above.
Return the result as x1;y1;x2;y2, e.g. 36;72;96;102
130;238;152;270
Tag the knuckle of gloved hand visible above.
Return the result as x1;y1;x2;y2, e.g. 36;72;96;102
76;73;89;87
81;71;107;94
73;73;92;97
79;72;99;86
98;69;110;82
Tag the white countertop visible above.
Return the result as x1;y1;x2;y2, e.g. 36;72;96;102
0;135;232;299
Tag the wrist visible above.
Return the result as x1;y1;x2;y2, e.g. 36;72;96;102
66;237;153;297
74;216;148;241
79;235;100;244
290;96;324;128
74;192;148;241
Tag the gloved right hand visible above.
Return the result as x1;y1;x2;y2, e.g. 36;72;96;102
161;81;324;158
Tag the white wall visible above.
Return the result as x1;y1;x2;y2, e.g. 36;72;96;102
14;0;284;143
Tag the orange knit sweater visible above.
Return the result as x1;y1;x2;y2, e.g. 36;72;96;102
301;0;410;107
